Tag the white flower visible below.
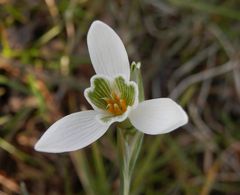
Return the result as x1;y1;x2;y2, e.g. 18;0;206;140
35;21;188;153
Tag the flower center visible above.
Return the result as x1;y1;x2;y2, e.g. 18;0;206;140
85;75;138;123
104;92;127;115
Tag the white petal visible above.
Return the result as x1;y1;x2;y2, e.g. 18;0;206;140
87;20;130;80
129;98;188;135
34;110;110;153
96;104;133;126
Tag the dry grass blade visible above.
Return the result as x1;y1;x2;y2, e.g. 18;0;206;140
170;61;237;99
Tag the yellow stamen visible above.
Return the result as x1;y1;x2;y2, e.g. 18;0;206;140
112;92;120;101
104;93;127;115
113;103;122;115
107;103;114;114
120;99;126;112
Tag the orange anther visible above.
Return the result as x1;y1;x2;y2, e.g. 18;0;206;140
113;103;122;115
104;92;127;115
107;104;114;114
112;92;120;101
120;99;126;112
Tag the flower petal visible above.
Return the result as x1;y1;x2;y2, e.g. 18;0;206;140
34;110;110;153
87;20;130;80
96;104;133;126
129;98;188;135
113;76;138;106
84;75;112;111
84;74;138;112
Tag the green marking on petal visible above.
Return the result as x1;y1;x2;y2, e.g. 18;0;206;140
114;76;136;106
100;115;114;123
87;77;112;110
85;75;138;114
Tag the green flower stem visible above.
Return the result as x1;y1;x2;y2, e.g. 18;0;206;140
117;62;145;195
117;126;144;195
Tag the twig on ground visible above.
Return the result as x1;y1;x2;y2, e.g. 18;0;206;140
170;61;237;100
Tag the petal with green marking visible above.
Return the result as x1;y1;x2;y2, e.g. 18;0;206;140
84;75;139;124
113;76;138;106
84;75;112;110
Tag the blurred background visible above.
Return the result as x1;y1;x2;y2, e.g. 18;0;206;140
1;0;240;194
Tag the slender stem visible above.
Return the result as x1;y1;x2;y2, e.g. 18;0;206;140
118;62;145;195
123;176;130;195
117;126;143;195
